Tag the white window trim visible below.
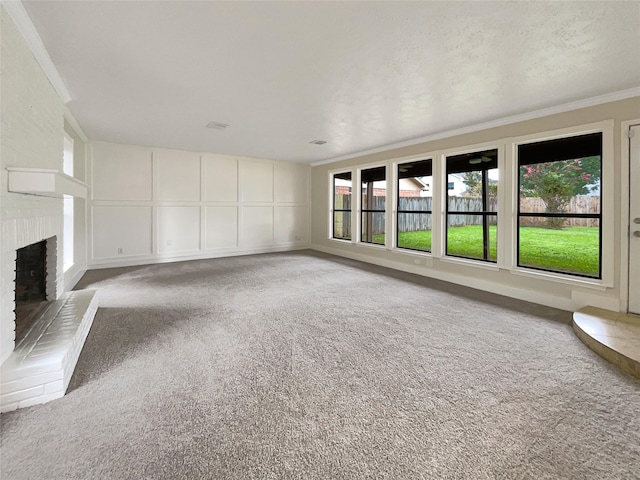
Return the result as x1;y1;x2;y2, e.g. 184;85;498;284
508;267;608;291
508;119;614;288
326;121;615;292
63;133;75;272
438;255;501;272
357;163;390;248
63;133;74;176
393;154;436;255
328;168;355;243
439;142;504;265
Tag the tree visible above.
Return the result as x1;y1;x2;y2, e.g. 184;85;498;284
520;156;600;229
462;171;497;198
462;171;482;197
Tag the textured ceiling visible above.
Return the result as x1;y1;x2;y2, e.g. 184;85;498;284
22;1;640;163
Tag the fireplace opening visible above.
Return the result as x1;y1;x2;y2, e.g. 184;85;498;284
14;240;48;343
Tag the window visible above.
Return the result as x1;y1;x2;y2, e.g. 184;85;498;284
360;166;386;245
332;171;352;240
446;149;498;262
63;134;74;272
397;159;432;252
517;133;602;278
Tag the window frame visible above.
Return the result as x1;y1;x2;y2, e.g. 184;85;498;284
330;170;353;242
510;120;614;287
325;121;613;291
358;165;387;246
444;148;499;263
516;133;603;279
63;133;74;272
396;158;433;253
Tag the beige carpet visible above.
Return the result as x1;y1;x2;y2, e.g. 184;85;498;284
1;251;638;479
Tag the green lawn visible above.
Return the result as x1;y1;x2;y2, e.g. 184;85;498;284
447;225;497;261
519;226;599;276
372;225;599;277
397;230;432;252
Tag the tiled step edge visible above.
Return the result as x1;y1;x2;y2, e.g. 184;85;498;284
573;306;640;379
0;289;98;413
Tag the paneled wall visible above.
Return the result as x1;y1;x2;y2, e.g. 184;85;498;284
89;142;310;267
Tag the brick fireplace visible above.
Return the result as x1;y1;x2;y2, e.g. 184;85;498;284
0;185;96;413
0;230;97;412
0;6;96;413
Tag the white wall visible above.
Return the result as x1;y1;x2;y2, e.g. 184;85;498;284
88;142;310;267
0;7;63;364
312;98;640;313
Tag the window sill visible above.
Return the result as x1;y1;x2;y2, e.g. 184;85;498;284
393;247;432;257
509;268;610;290
357;241;387;251
329;237;353;245
438;255;500;272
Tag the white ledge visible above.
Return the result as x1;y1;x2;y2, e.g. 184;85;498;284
0;289;99;413
509;267;610;290
6;167;89;198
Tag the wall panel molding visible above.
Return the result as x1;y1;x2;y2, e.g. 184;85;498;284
88;142;310;267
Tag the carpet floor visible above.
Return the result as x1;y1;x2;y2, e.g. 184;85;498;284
1;251;639;479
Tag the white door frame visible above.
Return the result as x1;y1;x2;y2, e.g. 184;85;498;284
621;119;640;313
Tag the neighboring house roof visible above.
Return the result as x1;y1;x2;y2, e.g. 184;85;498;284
407;177;427;189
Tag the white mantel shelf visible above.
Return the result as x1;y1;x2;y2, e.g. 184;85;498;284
6;167;88;198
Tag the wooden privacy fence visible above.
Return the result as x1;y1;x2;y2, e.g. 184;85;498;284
396;197;496;230
446;197;498;228
398;197;432;231
519;196;600;227
333;195;352;237
334;195;600;235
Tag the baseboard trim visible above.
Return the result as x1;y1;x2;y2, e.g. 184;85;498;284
87;244;311;270
310;243;577;312
64;265;87;292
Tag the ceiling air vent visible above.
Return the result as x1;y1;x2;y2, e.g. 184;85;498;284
309;140;327;145
206;121;229;130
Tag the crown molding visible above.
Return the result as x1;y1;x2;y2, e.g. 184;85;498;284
311;87;640;167
63;106;89;143
2;0;72;104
